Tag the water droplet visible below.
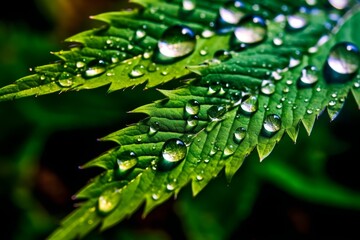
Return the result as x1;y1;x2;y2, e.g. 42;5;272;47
207;105;227;121
289;50;303;68
83;59;107;78
134;28;147;42
152;193;160;200
158;139;187;171
273;37;283;46
186;115;199;131
207;82;221;95
114;151;138;178
76;61;86;69
57;78;73;88
185;99;200;115
324;42;360;83
215;0;247;34
261;80;276;95
328;0;352;10
154;25;196;63
201;29;215;38
196;175;204;181
214;49;232;62
230;15;267;50
240;95;258;115
97;188;121;215
182;0;196;12
129;64;145;78
233;127;246;144
286;12;308;31
149;121;160;136
223;144;235;157
262;114;282;137
298;65;319;87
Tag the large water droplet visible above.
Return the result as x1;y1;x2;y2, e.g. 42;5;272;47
324;42;360;84
207;105;227;121
230;15;267;50
97;188;121;215
158;139;187;171
83;59;107;78
215;0;247;34
328;0;352;10
298;65;319;87
233;127;246;144
262;114;282;137
154;25;196;63
114;151;138;178
240;95;258;114
185;99;200;115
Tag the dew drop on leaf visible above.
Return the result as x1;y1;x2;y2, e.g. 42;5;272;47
134;28;147;42
328;0;352;10
97;188;121;215
154;25;196;63
158;139;187;171
324;42;360;83
182;0;196;12
230;15;267;50
215;0;247;34
262;114;282;137
240;94;258;114
261;80;276;95
114;151;138;178
83;59;107;78
286;11;308;31
186;115;199;131
57;79;73;88
129;64;146;78
223;144;236;156
207;105;227;121
233;127;247;144
214;49;232;62
149;121;160;136
185;99;200;115
298;65;319;87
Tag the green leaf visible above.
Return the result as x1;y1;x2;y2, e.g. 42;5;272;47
11;1;359;239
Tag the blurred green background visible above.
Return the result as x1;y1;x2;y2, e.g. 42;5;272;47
0;1;360;239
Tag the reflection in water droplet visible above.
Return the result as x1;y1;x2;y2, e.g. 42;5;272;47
324;42;360;83
129;64;146;78
114;151;138;178
185;99;200;115
286;12;308;31
83;59;107;78
233;127;247;144
240;95;258;114
215;0;247;34
149;121;160;136
97;188;121;215
158;139;187;171
207;105;227;121
230;15;267;50
134;28;147;42
262;114;282;137
154;25;196;63
261;80;276;95
298;65;319;87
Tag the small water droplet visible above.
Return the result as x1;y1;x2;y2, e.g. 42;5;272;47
154;25;196;63
134;28;147;42
273;36;283;46
114;151;138;178
223;144;235;157
240;95;258;115
83;59;107;78
324;42;360;83
201;29;215;38
158;139;187;171
262;114;282;137
230;15;267;50
298;65;319;87
129;64;146;78
233;127;246;144
207;105;227;121
149;121;160;136
76;61;86;69
186;115;199;131
214;49;232;62
182;0;196;12
152;193;160;201
57;78;73;88
328;0;352;10
97;188;121;215
261;80;276;95
196;175;204;181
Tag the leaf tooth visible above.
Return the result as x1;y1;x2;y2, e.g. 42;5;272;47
351;87;360;109
286;126;299;143
301;113;317;135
